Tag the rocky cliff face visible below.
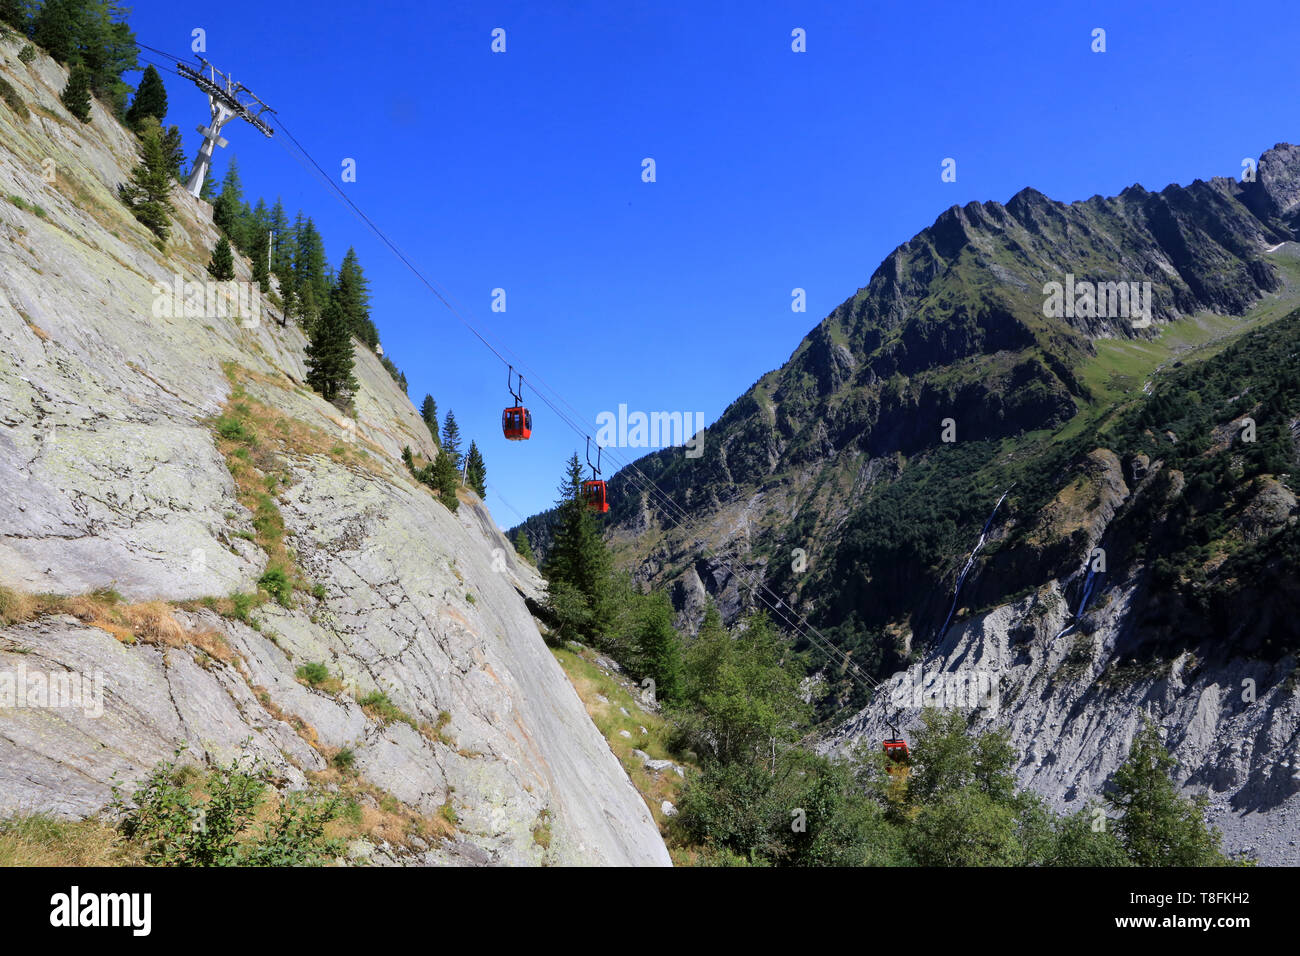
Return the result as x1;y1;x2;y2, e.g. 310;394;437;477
821;472;1300;865
0;37;670;866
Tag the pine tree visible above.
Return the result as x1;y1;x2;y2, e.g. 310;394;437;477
514;530;535;564
291;214;329;314
268;198;292;278
249;198;269;234
250;228;270;289
77;1;137;115
0;0;29;31
118;118;173;242
440;411;462;471
60;65;92;123
542;453;614;642
125;64;167;131
32;0;75;62
333;248;377;348
431;447;460;512
1108;719;1227;866
212;157;248;249
464;441;487;498
159;124;184;180
634;591;684;703
297;284;319;330
304;297;357;405
33;0;136;114
208;235;235;281
419;395;440;446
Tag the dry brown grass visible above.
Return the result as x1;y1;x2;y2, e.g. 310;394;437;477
0;585;38;627
0;585;236;664
254;686;322;750
308;762;456;851
0;814;141;867
221;363;386;472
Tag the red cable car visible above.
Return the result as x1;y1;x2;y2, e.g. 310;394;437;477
582;479;609;513
882;719;909;765
502;367;532;441
882;739;910;763
503;407;531;440
583;438;609;514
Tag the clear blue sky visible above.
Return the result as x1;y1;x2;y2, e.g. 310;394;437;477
126;0;1300;523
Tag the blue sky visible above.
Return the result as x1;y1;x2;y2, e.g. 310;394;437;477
125;0;1300;523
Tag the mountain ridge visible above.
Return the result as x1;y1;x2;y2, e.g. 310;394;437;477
513;142;1300;863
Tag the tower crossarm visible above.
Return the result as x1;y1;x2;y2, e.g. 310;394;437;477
178;56;276;198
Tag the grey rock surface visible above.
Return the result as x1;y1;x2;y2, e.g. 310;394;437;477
821;577;1300;865
0;40;669;867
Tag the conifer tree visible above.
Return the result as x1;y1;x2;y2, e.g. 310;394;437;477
1108;719;1227;866
249;197;269;234
250;228;270;289
34;0;137;114
118;117;173;242
76;1;137;114
431;447;460;512
634;591;684;703
514;530;535;564
125;63;167;131
542;453;613;641
60;64;92;122
420;395;440;446
333;248;378;348
159;124;184;180
291;214;329;314
0;0;29;32
268;199;292;278
32;0;75;62
464;441;487;498
440;411;462;471
304;297;357;405
212;157;248;249
208;235;235;281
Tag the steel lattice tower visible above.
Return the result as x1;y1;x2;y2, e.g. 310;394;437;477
178;57;275;199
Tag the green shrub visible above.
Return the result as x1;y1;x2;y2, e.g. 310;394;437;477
340;798;363;825
228;591;257;623
18;45;35;64
258;564;293;607
295;661;331;686
216;415;254;443
357;691;417;731
0;77;28;119
109;753;341;866
438;800;459;826
331;748;356;773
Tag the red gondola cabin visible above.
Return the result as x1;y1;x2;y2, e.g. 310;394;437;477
883;738;910;763
502;406;532;441
582;479;609;514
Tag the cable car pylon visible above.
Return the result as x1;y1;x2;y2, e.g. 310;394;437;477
176;56;275;199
